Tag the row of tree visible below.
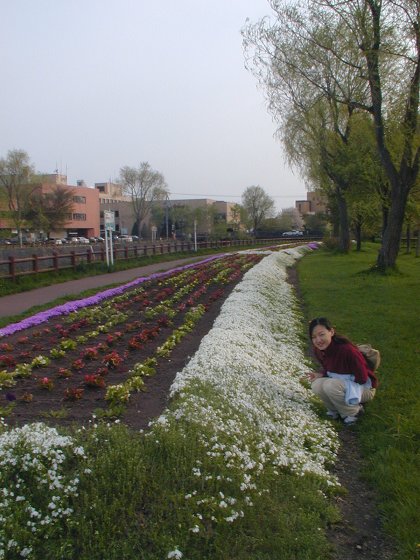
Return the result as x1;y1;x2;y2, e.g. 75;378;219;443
243;0;420;270
149;186;309;240
0;150;75;241
0;151;172;242
0;149;290;242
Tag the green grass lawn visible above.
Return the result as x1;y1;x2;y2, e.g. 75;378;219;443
297;243;420;560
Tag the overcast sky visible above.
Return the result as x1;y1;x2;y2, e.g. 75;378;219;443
1;0;307;212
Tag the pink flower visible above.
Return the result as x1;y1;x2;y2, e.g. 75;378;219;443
38;377;54;390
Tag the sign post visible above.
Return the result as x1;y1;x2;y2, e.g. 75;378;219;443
151;226;157;243
104;211;115;267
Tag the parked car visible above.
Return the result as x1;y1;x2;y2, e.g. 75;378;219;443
282;231;303;237
77;237;90;244
119;235;133;242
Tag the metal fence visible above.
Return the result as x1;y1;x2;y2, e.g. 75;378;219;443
0;237;313;280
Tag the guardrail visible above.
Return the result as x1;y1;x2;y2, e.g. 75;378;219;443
0;238;319;280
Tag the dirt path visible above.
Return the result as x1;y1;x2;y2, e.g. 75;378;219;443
327;429;395;559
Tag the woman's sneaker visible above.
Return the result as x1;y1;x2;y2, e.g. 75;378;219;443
343;405;364;425
326;410;339;419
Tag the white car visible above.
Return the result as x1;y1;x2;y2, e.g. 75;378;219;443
282;231;303;237
77;236;90;244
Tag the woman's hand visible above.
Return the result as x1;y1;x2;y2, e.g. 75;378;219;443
306;371;324;382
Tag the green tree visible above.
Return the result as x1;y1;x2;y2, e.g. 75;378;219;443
277;207;303;232
244;0;420;270
403;186;420;253
229;203;244;235
119;162;169;237
0;149;35;244
243;8;369;252
242;186;275;236
24;185;74;238
303;213;329;236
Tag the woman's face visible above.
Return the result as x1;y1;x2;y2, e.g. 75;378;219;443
311;324;335;351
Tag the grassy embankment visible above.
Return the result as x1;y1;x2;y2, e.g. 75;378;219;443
297;243;420;560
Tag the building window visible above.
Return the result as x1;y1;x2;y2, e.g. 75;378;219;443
72;213;87;221
72;196;86;204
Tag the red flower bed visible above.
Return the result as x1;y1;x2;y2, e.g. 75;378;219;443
0;253;263;429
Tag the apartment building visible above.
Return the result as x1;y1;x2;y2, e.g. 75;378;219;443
295;191;327;216
0;172;237;240
0;174;100;239
95;182;136;236
41;175;100;239
96;183;237;238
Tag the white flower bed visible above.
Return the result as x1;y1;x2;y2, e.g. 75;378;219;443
0;422;86;560
158;247;339;490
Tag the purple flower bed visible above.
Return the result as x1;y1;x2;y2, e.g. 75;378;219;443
0;255;226;339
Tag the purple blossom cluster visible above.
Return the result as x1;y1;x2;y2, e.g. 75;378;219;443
0;255;226;339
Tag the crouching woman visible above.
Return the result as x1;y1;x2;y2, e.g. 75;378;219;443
307;317;378;425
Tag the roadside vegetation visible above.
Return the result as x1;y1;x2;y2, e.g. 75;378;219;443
297;242;420;560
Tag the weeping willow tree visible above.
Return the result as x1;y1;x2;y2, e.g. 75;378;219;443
243;0;420;269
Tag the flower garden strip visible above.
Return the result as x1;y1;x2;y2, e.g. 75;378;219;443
145;245;339;555
0;254;227;339
159;246;339;486
0;243;343;560
0;253;263;425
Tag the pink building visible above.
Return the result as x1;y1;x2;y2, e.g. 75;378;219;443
41;175;100;238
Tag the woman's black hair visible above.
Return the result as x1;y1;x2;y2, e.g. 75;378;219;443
308;317;352;345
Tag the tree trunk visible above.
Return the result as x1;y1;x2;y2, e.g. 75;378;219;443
355;224;362;251
406;223;411;254
381;206;388;238
336;188;350;253
377;184;409;269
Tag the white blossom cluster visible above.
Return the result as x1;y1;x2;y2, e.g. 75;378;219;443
154;246;339;545
0;423;86;560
